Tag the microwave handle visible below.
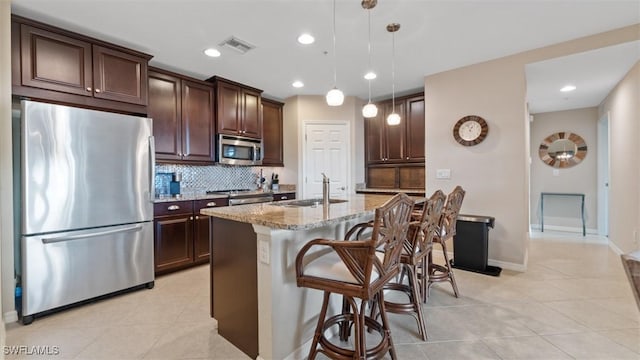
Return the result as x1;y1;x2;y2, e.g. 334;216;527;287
253;144;258;161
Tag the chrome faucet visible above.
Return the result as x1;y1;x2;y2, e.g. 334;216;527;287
321;173;330;207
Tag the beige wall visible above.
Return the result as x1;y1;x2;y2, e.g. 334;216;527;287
1;0;13;326
282;95;365;195
425;59;530;268
530;108;598;232
424;24;640;269
600;61;640;253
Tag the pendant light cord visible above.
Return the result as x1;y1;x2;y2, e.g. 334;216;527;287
332;0;337;88
391;29;396;113
367;9;372;103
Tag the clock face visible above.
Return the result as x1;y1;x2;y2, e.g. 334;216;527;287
453;115;488;146
458;120;482;141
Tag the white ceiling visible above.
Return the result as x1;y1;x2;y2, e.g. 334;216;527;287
10;0;640;112
526;41;640;114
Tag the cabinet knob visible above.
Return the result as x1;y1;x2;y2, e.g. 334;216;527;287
206;202;217;207
195;216;199;220
95;88;101;93
168;205;180;211
86;87;92;92
281;196;287;200
189;216;193;220
406;157;409;159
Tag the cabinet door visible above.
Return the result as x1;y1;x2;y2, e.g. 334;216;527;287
261;100;284;166
154;215;194;274
216;82;242;135
383;101;406;162
148;71;182;161
20;24;93;96
365;109;385;163
182;80;215;162
405;96;425;161
92;45;148;105
241;89;262;138
193;215;211;264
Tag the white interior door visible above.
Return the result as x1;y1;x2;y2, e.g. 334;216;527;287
302;122;350;199
597;112;610;237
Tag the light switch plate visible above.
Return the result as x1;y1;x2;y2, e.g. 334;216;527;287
436;169;451;179
259;240;270;264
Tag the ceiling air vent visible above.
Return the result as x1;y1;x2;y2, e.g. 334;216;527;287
219;36;255;54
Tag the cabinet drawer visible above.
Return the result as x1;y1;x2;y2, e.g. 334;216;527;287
194;198;229;209
154;201;193;217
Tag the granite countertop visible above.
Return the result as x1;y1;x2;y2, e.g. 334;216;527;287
200;193;425;231
356;188;426;195
154;189;296;203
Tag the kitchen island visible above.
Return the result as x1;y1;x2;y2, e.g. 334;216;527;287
200;194;423;360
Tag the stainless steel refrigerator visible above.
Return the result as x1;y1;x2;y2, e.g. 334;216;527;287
20;100;155;324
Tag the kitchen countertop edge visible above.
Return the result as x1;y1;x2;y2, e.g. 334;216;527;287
154;190;296;203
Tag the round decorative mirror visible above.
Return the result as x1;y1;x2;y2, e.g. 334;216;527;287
539;132;587;168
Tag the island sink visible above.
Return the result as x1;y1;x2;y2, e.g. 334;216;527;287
272;198;348;207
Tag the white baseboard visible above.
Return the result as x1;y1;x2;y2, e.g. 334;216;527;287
3;310;18;323
608;241;624;256
530;224;598;235
487;258;527;272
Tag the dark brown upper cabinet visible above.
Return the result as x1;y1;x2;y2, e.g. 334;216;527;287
148;68;214;164
12;16;151;114
365;93;425;165
261;98;284;167
208;76;263;139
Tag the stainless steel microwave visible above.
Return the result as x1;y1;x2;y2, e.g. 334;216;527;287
217;134;263;166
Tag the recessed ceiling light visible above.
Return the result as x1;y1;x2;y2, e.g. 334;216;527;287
204;48;221;57
297;33;315;45
560;85;576;92
364;72;377;80
292;81;304;88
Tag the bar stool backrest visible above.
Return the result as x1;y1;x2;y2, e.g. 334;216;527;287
439;186;466;240
408;190;446;256
370;193;415;288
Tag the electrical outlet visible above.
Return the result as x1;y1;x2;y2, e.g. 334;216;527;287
259;240;270;264
436;169;451;179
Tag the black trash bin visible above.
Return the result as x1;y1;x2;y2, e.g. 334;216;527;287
451;214;502;276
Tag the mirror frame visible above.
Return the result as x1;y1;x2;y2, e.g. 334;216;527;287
539;131;587;168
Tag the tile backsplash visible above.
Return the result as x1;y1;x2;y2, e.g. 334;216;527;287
154;164;280;195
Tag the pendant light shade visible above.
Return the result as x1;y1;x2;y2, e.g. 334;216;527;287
386;112;401;125
362;0;377;118
326;0;344;106
326;88;345;106
362;103;378;118
386;23;400;125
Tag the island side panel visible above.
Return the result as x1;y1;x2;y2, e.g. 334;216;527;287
254;214;374;360
211;217;259;359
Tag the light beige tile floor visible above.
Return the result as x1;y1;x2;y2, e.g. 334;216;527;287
5;232;640;359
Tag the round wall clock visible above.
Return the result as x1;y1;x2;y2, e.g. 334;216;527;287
453;115;489;146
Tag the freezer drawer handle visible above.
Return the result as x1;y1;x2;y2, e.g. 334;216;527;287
42;224;144;244
168;205;180;211
206;202;217;207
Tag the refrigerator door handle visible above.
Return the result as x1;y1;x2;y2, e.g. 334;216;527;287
42;224;144;244
149;136;156;201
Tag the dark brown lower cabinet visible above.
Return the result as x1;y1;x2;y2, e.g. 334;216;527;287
154;198;228;274
367;165;425;189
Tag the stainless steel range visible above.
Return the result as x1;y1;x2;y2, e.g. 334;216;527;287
207;189;274;206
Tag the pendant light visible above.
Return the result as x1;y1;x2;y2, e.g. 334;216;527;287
326;0;344;106
361;0;378;118
386;23;401;125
